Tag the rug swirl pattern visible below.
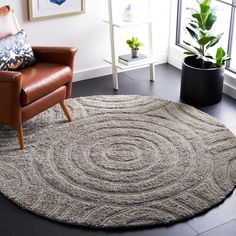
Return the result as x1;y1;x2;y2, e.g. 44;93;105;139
0;95;236;228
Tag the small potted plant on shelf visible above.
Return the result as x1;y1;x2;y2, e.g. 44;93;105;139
180;0;230;106
126;37;143;58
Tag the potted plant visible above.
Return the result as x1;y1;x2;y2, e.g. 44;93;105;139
126;37;143;58
180;0;230;106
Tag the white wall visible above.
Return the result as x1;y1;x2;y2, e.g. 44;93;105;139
0;0;171;81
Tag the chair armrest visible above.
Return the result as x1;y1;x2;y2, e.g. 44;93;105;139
32;46;77;70
0;71;21;81
0;71;22;127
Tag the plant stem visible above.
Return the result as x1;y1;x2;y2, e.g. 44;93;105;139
201;45;205;68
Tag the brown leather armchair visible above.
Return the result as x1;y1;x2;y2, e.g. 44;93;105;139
0;6;77;150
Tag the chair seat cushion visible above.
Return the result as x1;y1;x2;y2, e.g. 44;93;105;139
21;62;71;106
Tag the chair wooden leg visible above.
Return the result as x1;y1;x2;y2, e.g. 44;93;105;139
17;125;24;150
60;100;73;122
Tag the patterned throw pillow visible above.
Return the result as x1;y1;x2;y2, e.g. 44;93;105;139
0;30;36;71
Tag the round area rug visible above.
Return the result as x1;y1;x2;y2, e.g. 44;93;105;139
0;95;236;229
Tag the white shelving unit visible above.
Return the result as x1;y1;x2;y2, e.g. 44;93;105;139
104;0;156;90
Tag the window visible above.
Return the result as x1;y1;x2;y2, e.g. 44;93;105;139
231;15;236;69
176;0;236;73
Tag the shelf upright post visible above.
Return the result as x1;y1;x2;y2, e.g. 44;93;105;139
148;0;156;82
108;0;119;90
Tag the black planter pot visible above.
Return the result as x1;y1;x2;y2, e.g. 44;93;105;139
180;56;224;106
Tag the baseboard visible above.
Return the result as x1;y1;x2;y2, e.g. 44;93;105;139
72;65;112;82
223;82;236;100
72;54;168;82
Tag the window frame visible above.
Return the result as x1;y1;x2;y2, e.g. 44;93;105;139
176;0;236;73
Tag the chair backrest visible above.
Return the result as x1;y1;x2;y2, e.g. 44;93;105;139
0;5;21;39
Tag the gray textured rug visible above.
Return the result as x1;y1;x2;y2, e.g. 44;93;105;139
0;95;236;229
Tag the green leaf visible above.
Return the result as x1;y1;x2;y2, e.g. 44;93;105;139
192;13;204;29
191;20;199;24
216;47;226;59
205;13;216;30
186;27;199;40
183;40;192;46
200;4;210;14
184;51;195;55
202;0;211;6
200;30;207;37
198;0;215;28
200;5;211;24
207;33;223;48
215;47;226;67
189;23;198;29
198;36;215;45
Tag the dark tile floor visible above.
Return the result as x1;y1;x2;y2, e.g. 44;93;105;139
1;63;236;236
